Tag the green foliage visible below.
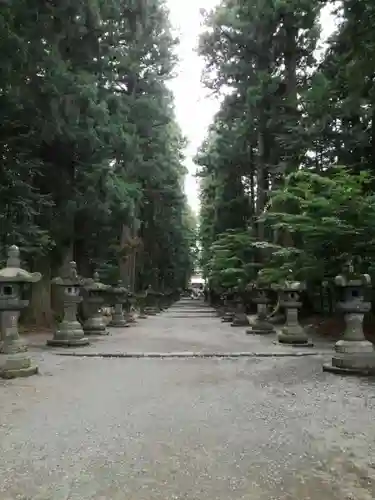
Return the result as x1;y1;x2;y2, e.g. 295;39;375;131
197;0;321;286
197;0;375;294
258;168;375;282
208;230;256;289
0;0;195;303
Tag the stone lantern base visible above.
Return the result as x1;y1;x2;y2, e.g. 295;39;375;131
246;312;275;335
231;303;249;327
0;352;38;379
107;302;129;327
47;321;90;347
277;325;309;345
246;316;275;335
47;337;89;347
83;315;109;335
323;340;375;375
108;316;128;328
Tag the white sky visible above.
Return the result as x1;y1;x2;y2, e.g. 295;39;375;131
167;0;340;215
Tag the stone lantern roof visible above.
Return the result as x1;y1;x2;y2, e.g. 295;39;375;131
0;245;41;283
83;271;111;292
110;281;128;295
52;261;84;286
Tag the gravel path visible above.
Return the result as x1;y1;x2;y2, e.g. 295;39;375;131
0;301;374;499
25;300;334;356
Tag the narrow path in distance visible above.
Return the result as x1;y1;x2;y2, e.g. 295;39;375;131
28;298;333;357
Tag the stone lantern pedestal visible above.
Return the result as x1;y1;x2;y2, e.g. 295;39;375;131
0;245;41;378
216;296;225;317
135;291;147;319
213;289;225;316
323;271;375;375
231;300;249;327
221;291;235;322
144;286;159;315
231;286;250;327
47;262;89;347
81;272;110;335
107;282;129;327
277;281;309;345
246;287;274;335
124;288;136;324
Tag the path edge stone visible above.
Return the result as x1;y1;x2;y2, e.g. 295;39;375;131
53;351;330;359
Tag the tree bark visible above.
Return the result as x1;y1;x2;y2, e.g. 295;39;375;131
24;256;54;328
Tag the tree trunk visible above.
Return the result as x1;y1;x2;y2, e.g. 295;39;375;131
119;224;132;285
255;25;272;241
284;12;298;169
256;121;267;241
75;237;92;279
371;106;375;180
23;255;54;328
52;242;74;319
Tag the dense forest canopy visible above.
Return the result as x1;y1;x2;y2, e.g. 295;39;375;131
2;0;375;323
0;0;197;325
196;0;375;290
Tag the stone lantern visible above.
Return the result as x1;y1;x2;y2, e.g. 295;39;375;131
135;290;148;318
0;245;41;378
144;285;159;315
231;282;250;327
221;288;235;323
81;271;110;335
277;281;309;345
123;286;136;324
47;261;89;347
107;281;129;327
215;290;226;317
246;283;275;335
323;264;375;375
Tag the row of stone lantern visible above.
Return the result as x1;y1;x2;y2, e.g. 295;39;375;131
215;264;375;376
218;277;322;346
0;246;175;379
